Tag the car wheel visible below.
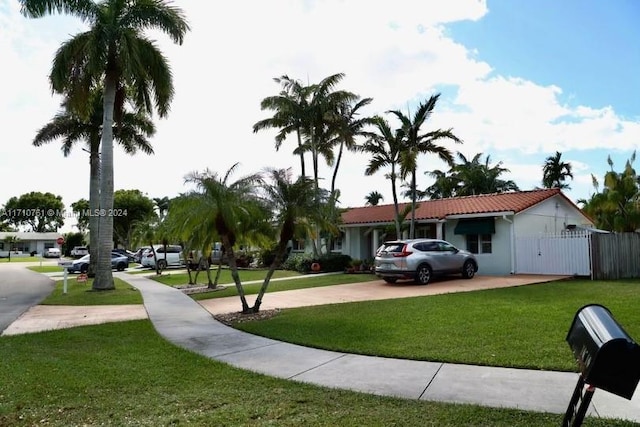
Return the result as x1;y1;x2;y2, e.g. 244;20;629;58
462;260;476;279
416;264;432;285
383;278;397;284
116;263;126;271
80;264;88;274
157;259;167;271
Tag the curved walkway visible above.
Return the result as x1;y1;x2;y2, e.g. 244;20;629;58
124;273;640;422
3;268;640;422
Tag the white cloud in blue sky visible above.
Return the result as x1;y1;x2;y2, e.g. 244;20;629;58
1;0;639;232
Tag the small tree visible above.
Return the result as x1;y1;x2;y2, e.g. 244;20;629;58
3;235;19;261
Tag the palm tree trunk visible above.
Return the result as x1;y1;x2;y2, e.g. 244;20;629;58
88;141;100;277
410;169;417;239
221;235;249;312
93;75;116;290
251;240;288;313
330;141;345;196
296;129;306;177
390;169;402;239
213;256;223;287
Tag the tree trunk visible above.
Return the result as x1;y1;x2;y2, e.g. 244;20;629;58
330;141;344;196
410;169;417;239
250;241;288;313
390;168;402;239
221;235;249;312
296;129;306;178
213;256;223;287
88;140;100;277
93;75;116;290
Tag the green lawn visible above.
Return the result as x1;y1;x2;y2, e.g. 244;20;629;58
42;277;143;305
150;267;302;286
27;265;64;273
0;321;632;427
234;279;640;372
153;271;380;301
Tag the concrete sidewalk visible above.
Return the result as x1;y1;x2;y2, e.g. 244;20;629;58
3;271;640;422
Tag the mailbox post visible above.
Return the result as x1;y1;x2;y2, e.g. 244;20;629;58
57;260;73;294
562;304;640;427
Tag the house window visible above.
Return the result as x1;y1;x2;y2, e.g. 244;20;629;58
331;235;343;252
466;234;492;254
290;239;305;252
415;225;435;239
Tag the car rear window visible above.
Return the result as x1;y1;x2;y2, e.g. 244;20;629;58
377;243;405;254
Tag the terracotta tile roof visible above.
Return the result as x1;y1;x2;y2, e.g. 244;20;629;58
341;188;566;225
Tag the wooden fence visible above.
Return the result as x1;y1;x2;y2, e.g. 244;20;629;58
591;233;640;280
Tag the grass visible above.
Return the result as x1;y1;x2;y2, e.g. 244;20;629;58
233;278;640;372
42;277;143;305
151;267;302;286
1;321;634;427
153;270;380;301
27;265;64;273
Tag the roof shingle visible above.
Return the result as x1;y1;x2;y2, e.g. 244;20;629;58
341;189;566;225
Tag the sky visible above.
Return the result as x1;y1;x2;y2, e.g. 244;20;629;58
2;0;639;233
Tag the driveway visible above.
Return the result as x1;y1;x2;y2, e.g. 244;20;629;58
0;262;55;333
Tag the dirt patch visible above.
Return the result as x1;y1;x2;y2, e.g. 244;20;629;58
214;309;281;326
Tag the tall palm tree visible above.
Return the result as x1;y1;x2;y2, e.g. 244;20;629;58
153;197;170;222
33;88;155;279
177;163;267;313
21;0;189;290
389;94;461;238
542;151;574;189
364;191;384;206
359;116;404;238
254;75;309;177
328;97;374;197
251;169;317;313
424;169;458;199
294;73;358;194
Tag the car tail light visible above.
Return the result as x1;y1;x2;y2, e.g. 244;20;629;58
147;253;154;257
393;244;412;257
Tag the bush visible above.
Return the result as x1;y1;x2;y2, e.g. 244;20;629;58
282;252;352;273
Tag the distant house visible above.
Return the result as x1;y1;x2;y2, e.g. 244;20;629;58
0;232;64;257
340;188;595;275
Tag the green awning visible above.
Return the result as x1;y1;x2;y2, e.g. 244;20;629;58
454;217;495;235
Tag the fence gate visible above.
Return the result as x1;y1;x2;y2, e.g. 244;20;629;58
515;231;592;276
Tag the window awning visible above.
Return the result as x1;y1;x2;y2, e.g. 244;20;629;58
454;217;496;235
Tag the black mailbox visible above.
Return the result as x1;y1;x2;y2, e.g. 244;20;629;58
566;304;640;399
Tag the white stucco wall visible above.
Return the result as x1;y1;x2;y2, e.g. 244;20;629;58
513;196;592;236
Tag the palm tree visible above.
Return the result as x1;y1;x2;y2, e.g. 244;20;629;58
153;197;170;222
251;169;317;313
177;163;266;312
542;151;574;189
254;75;309;177
3;236;20;262
389;94;461;238
21;0;189;290
328;97;374;197
364;191;384;206
300;73;358;194
451;153;519;196
424;169;458;199
359;116;404;238
33;88;155;279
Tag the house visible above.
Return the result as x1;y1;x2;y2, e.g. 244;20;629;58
339;188;595;276
0;232;64;257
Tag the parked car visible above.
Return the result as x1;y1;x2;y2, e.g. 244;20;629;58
374;239;478;285
132;247;150;263
141;244;184;270
68;252;130;273
43;248;61;258
70;246;89;258
112;248;136;261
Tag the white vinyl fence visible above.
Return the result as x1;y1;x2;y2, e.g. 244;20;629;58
515;231;591;276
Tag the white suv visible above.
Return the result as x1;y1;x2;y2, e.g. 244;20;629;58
375;239;478;285
141;244;184;270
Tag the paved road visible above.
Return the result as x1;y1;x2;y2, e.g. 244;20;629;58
0;262;55;333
